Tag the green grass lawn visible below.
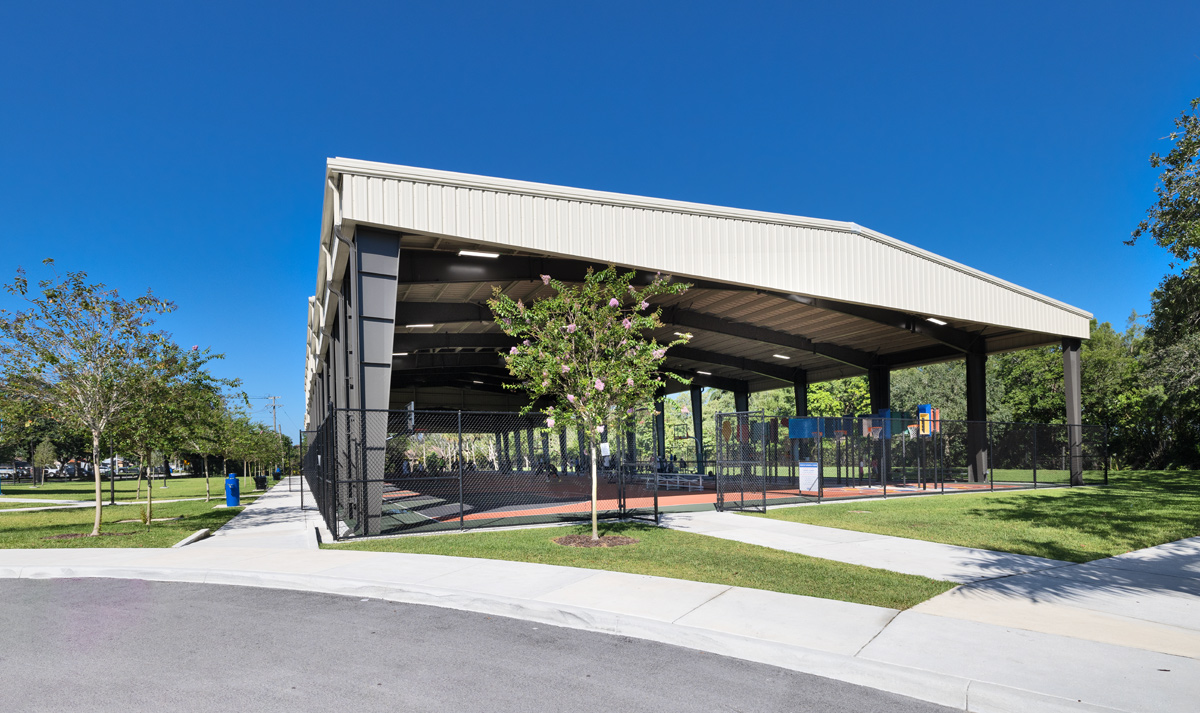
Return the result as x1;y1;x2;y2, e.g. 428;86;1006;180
0;498;253;548
324;522;955;610
751;470;1200;563
0;475;270;502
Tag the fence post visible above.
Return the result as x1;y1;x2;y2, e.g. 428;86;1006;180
988;421;994;492
817;433;823;503
1032;423;1038;489
458;411;465;530
1104;426;1110;485
359;410;369;537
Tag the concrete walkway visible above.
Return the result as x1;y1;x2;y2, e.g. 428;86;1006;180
0;477;1196;713
660;510;1071;583
189;478;329;549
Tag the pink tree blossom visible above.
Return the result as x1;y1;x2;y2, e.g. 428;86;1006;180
594;379;605;391
608;298;619;307
540;274;551;285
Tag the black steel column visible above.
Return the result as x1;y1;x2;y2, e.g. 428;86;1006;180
868;365;890;413
733;387;749;413
690;384;705;474
966;351;988;483
1063;337;1083;486
793;371;809;417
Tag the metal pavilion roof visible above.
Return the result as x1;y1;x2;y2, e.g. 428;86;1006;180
306;159;1091;414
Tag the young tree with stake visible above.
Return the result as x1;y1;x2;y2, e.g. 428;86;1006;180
488;266;690;540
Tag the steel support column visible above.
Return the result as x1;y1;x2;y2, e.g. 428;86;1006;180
353;228;401;536
733;388;750;413
690;384;705;474
1063;337;1083;486
868;366;890;414
793;371;809;417
966;352;988;483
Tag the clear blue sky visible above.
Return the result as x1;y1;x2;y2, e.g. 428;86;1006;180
1;1;1197;433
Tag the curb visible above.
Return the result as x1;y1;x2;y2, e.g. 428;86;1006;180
0;564;1130;713
171;528;211;548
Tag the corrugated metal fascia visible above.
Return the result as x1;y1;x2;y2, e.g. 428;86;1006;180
328;160;1091;340
329;157;1090;320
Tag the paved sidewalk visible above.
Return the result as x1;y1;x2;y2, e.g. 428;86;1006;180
0;478;1196;712
189;477;329;549
660;510;1070;583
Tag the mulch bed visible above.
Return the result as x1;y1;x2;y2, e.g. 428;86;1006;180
553;535;640;548
42;532;139;540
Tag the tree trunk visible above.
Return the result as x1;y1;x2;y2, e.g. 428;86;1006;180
203;455;210;502
146;450;153;526
136;461;144;498
89;431;103;537
590;440;599;541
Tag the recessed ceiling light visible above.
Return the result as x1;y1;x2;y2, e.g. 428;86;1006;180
772;354;791;360
926;317;947;326
393;352;409;356
404;324;434;329
697;370;712;375
458;250;499;258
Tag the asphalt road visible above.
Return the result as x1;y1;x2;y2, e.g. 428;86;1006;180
0;578;953;713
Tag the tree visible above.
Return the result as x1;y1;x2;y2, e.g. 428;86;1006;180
32;438;56;484
488;267;689;539
0;261;174;536
1129;97;1200;468
1129;97;1200;266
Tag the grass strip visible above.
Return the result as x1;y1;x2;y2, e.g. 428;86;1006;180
0;498;254;548
750;470;1200;563
0;476;272;502
324;522;954;610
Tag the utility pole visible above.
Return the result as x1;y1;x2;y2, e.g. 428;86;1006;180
267;396;283;478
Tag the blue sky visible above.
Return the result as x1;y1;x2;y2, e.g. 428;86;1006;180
1;1;1197;433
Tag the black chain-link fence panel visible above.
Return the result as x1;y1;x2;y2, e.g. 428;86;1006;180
302;408;1110;537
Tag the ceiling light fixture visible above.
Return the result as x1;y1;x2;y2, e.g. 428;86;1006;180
458;250;499;258
393;352;409;356
472;380;483;384
926;317;947;326
674;332;687;337
697;370;712;375
404;324;434;329
772;354;791;360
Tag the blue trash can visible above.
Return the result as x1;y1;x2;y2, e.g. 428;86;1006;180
225;474;240;507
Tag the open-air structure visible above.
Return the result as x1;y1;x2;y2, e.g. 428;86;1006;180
302;158;1098;537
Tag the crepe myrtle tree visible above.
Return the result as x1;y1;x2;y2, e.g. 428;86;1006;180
488;266;691;540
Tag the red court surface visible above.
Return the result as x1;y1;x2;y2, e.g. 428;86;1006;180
381;477;1030;524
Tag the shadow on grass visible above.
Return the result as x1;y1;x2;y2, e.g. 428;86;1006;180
959;471;1200;563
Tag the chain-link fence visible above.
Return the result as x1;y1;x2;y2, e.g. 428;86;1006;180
756;416;1107;503
303;408;1109;537
302;408;673;539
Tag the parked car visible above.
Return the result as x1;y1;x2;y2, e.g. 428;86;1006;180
0;465;15;479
